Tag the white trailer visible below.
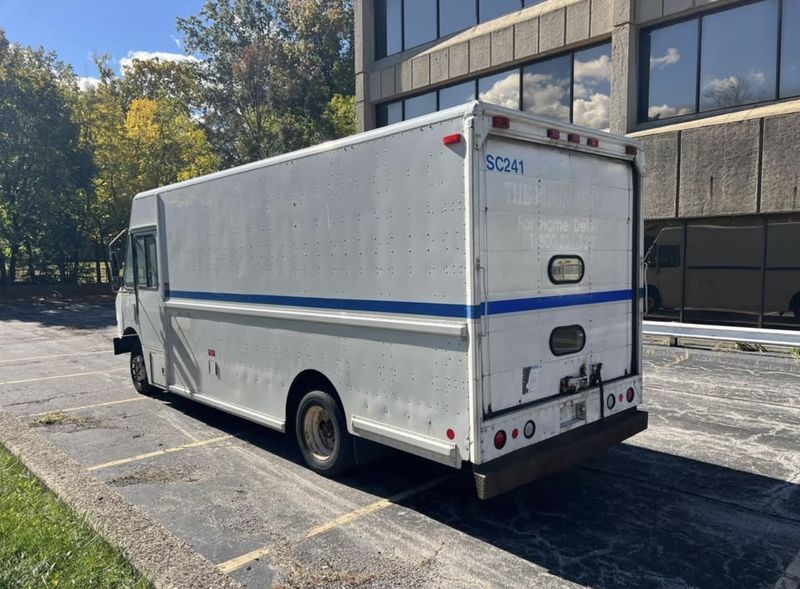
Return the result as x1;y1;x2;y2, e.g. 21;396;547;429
110;102;647;499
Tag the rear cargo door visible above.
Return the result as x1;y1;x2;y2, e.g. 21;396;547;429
480;137;634;415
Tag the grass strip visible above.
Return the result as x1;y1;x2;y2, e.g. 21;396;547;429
0;445;150;588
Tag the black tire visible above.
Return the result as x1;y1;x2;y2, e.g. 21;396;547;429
295;390;355;477
791;294;800;320
130;347;159;395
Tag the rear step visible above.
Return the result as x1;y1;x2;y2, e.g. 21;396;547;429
473;409;648;499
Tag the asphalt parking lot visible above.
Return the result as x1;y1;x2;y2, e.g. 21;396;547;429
1;298;799;589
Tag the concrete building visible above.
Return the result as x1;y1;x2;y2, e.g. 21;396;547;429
354;0;800;331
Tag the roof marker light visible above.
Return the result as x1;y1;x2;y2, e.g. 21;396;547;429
568;133;580;143
546;128;560;140
443;133;462;146
446;428;456;440
626;145;638;156
492;116;510;129
587;137;599;147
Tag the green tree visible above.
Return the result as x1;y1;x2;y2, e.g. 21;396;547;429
0;30;92;283
177;0;355;166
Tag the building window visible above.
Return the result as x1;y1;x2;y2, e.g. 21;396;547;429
404;91;437;119
440;0;477;37
644;215;800;330
478;69;520;109
376;0;544;59
639;0;798;125
376;42;612;129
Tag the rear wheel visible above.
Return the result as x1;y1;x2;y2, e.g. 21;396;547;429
130;347;158;394
295;390;355;477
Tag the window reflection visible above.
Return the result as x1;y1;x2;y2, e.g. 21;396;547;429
478;69;520;109
644;221;684;321
403;0;437;49
684;219;764;326
439;80;477;110
376;101;402;127
763;218;800;328
404;91;437;119
440;0;477;37
524;0;547;5
642;20;698;121
479;0;520;23
780;0;800;98
699;0;778;111
375;0;402;59
522;54;571;122
573;44;612;130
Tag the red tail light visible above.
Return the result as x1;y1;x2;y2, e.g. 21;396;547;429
494;430;507;449
626;387;635;403
492;116;510;129
511;428;519;439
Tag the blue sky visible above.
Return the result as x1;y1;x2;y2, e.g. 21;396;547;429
0;0;204;81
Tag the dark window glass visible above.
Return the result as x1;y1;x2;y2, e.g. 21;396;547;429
763;218;800;328
684;219;764;326
404;0;437;49
780;0;800;98
404;91;437;119
375;0;402;59
642;20;698;122
133;235;147;287
644;220;684;321
145;235;158;287
376;101;403;127
699;0;778;112
524;0;546;5
439;80;476;110
573;43;612;130
123;236;134;287
522;54;571;121
479;0;520;23
478;69;520;109
549;325;586;356
440;0;477;37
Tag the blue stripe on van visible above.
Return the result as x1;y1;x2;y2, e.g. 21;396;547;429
166;288;635;319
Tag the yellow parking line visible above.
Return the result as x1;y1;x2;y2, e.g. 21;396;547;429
217;473;451;574
0;367;127;386
86;434;233;472
29;397;146;417
0;350;109;364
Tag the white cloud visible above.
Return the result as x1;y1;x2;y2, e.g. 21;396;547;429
704;75;742;94
522;73;570;120
572;92;610;131
119;50;198;72
648;104;693;119
479;74;521;110
574;54;611;83
78;76;101;91
650;48;680;71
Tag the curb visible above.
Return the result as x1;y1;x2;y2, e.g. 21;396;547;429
0;408;242;589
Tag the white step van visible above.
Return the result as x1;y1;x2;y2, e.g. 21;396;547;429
110;102;647;498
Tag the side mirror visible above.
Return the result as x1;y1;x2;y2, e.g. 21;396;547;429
111;275;122;292
110;251;121;276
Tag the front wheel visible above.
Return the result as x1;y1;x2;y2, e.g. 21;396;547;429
130;349;158;394
295;390;355;477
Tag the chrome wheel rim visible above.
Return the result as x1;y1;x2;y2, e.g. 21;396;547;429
131;355;147;385
302;405;336;461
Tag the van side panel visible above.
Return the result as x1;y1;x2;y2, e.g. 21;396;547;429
158;117;474;465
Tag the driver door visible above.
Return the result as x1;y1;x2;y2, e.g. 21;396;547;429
130;230;167;387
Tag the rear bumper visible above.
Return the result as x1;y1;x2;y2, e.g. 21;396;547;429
473;408;648;499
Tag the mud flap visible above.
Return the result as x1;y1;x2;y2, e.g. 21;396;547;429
473;409;648;500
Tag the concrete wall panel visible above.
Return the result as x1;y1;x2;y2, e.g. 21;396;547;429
641;133;679;219
449;42;470;78
491;26;514;66
368;70;381;102
761;113;800;213
514;17;539;60
380;66;395;98
470;35;491;73
566;0;591;45
396;60;412;94
679;120;760;217
430;48;449;84
590;0;613;36
412;54;430;89
539;8;566;53
663;0;693;16
634;0;662;23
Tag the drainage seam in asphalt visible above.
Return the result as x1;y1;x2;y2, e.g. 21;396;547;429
0;407;241;589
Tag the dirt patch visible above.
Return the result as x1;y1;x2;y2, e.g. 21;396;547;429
108;464;199;487
29;412;102;432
